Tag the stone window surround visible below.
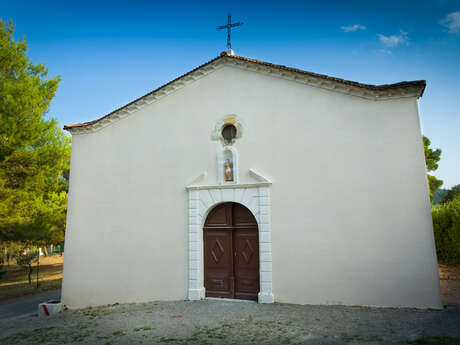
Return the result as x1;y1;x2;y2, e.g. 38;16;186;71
211;115;244;146
186;176;274;304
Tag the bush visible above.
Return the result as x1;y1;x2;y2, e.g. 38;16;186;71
14;251;38;285
432;197;460;265
441;184;460;204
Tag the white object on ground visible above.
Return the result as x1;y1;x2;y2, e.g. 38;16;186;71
38;300;63;317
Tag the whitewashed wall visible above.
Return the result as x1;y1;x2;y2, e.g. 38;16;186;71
62;64;442;309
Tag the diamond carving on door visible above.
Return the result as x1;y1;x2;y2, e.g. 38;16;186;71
211;240;224;263
204;202;259;301
240;240;254;264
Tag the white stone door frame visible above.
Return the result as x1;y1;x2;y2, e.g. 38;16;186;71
186;180;274;303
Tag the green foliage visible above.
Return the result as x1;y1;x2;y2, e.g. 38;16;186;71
428;174;443;202
423;136;443;202
432;188;445;205
0;19;70;245
2;242;21;263
14;251;37;267
0;20;61;162
442;184;460;204
432;197;460;265
423;136;441;172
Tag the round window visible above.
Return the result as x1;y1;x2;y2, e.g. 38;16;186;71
222;124;237;144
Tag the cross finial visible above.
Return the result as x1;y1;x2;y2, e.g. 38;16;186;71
217;13;243;53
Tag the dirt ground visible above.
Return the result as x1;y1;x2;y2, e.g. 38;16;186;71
1;257;459;306
0;255;63;301
1;258;459;306
439;264;460;306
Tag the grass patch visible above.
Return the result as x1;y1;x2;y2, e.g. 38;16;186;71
158;318;299;345
0;327;56;345
134;326;153;332
0;326;89;345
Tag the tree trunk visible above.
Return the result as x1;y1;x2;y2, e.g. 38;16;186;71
27;265;33;286
4;247;8;267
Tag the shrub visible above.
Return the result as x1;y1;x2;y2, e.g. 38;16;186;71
441;184;460;204
432;197;460;265
14;251;38;285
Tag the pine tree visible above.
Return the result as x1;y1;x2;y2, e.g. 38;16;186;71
0;19;70;246
423;136;442;202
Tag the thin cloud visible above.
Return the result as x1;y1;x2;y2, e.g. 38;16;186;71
440;11;460;33
377;30;409;47
341;24;366;32
378;49;392;55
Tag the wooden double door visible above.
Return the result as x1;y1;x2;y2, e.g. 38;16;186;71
204;202;260;301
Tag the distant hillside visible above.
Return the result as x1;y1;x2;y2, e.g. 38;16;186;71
433;188;446;205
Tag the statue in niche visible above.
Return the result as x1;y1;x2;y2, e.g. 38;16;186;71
224;158;233;182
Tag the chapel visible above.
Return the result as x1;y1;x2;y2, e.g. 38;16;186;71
62;50;442;309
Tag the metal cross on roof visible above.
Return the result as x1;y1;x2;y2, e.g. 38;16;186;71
217;13;243;51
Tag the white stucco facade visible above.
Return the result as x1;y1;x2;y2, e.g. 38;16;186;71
62;54;442;309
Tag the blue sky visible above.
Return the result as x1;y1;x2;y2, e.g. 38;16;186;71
1;0;459;188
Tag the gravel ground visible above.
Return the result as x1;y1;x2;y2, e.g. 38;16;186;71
0;300;459;345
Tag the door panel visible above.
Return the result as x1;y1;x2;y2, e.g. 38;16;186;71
234;229;259;300
233;203;257;227
204;202;259;300
205;203;232;228
203;230;234;298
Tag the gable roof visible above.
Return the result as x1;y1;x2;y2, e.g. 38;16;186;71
64;51;426;134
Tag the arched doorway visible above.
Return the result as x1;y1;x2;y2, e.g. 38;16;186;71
203;202;260;301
